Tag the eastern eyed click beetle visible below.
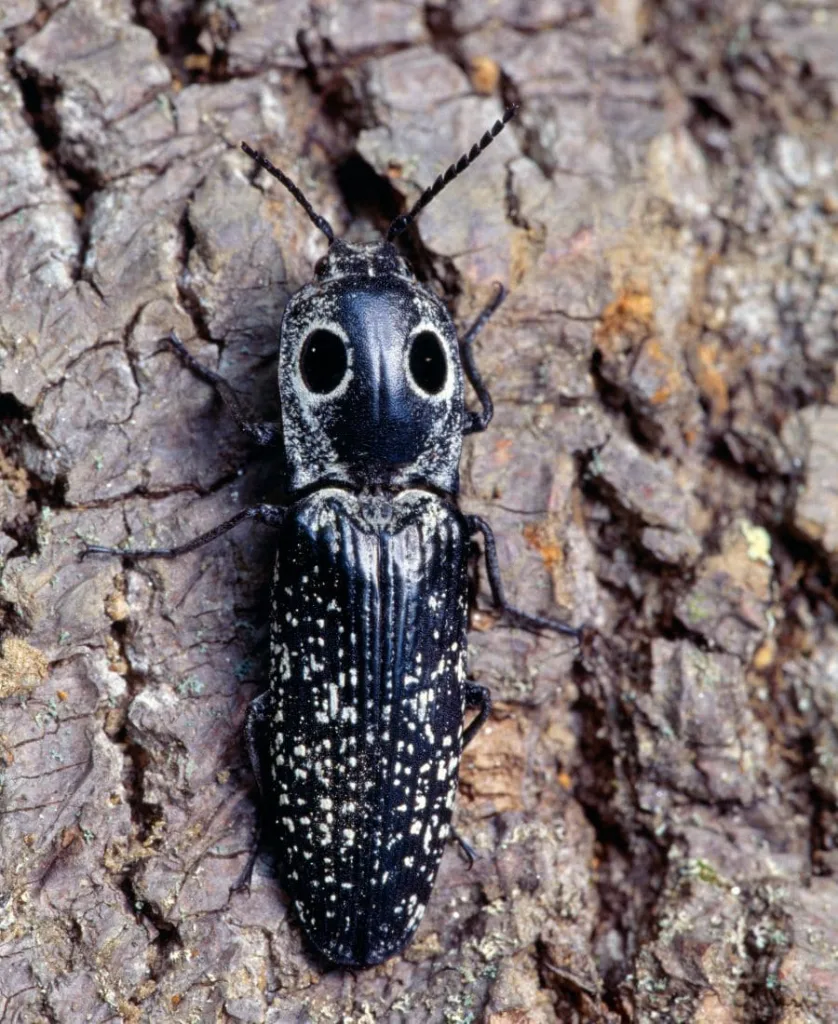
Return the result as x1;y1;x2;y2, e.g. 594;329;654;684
85;106;579;967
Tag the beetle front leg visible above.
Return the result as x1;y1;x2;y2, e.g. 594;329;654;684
81;503;286;560
460;284;505;435
466;514;580;639
168;331;279;446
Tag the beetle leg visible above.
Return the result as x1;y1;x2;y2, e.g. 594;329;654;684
81;503;286;560
462;681;491;749
231;691;274;893
244;689;272;795
450;828;479;869
168;330;280;446
450;684;492;871
466;514;581;638
460;283;505;435
231;841;263;894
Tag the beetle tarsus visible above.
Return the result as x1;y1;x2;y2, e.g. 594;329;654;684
451;828;479;869
231;833;263;895
463;681;492;748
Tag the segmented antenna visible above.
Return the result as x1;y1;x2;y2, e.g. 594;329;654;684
241;142;335;243
386;105;518;242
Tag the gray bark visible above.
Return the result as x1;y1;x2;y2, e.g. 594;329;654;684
1;0;837;1021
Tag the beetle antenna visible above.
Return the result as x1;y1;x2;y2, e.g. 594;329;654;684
241;142;335;243
386;105;518;242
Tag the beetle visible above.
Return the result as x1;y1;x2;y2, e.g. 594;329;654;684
85;106;579;966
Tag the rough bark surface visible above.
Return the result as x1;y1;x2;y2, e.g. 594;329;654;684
0;1;837;1021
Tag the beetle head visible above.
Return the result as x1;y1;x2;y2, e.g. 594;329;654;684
279;240;465;493
241;106;517;495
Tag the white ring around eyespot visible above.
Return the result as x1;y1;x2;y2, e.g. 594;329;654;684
291;319;354;404
403;320;456;403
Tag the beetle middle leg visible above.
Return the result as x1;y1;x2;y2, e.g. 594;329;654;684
81;503;286;560
168;330;280;446
466;515;580;639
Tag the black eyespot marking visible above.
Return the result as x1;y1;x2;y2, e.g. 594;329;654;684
408;331;447;395
301;329;348;394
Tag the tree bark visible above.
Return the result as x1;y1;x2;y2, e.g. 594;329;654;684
1;1;837;1021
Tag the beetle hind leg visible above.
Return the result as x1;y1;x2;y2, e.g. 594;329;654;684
463;681;491;749
451;828;479;869
231;691;274;893
449;683;492;871
244;690;273;794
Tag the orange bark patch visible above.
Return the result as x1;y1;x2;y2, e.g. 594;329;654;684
595;289;655;356
633;334;686;407
0;451;29;497
468;55;501;95
692;337;730;424
522;520;564;575
493;437;515;465
184;53;211;72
